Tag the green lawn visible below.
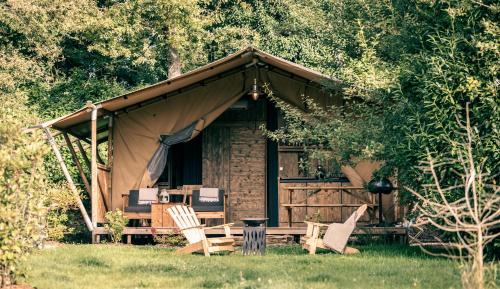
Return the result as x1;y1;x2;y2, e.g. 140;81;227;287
23;244;460;289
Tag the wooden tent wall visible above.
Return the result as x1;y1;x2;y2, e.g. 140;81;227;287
277;155;399;226
277;182;375;227
96;165;110;223
202;98;267;223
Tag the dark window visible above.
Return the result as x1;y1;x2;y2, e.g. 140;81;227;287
157;132;203;189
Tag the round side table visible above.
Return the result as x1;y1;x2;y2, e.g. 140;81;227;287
241;218;268;255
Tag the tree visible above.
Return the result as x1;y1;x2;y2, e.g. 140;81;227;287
256;0;499;204
262;86;384;171
0;93;51;286
1;0;95;238
1;0;207;118
78;0;207;81
384;0;500;202
408;105;499;289
202;0;342;73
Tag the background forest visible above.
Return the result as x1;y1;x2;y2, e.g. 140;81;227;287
0;0;498;245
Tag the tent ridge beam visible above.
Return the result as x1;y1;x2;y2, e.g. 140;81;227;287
265;65;324;90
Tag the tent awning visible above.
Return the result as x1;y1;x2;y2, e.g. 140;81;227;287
34;46;339;138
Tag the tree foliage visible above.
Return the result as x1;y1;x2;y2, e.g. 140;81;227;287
408;105;499;289
262;88;384;168
202;0;341;72
0;0;497;272
385;1;499;198
0;94;56;286
261;0;499;202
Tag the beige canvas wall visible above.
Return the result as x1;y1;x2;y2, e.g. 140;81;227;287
111;72;246;209
110;68;336;210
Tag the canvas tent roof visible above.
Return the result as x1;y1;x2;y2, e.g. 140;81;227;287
36;46;338;140
34;46;344;211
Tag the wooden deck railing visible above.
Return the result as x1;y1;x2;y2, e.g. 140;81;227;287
281;185;377;227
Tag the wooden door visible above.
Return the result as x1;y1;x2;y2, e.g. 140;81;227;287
229;125;266;222
202;126;230;225
202;124;266;223
202;126;231;191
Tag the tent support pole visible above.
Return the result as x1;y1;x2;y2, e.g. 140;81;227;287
63;133;91;195
89;104;99;232
42;127;93;232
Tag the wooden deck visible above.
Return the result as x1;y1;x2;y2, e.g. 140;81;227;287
92;226;407;244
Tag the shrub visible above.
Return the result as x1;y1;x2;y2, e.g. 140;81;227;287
409;106;499;289
0;94;50;286
104;209;128;243
153;233;186;247
44;182;78;241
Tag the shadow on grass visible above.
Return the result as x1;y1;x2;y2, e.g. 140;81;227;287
121;263;179;274
198;280;229;289
356;244;445;260
305;273;341;282
267;243;441;260
78;256;109;268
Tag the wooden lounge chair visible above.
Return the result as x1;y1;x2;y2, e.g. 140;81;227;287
302;204;367;255
167;205;235;256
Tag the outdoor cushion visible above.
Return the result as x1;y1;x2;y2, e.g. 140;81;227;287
138;188;158;204
199;188;219;202
124;205;151;213
192;189;224;212
125;190;151;213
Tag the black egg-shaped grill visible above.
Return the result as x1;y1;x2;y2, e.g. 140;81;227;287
367;178;394;225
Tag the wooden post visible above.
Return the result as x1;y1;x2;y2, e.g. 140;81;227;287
63;133;91;195
89;103;99;229
107;117;113;164
288;189;293;227
340;183;344;222
43;127;93;232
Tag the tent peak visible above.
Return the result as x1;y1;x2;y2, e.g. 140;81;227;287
34;46;338;131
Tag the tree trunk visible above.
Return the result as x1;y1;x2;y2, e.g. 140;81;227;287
473;228;484;289
168;47;181;78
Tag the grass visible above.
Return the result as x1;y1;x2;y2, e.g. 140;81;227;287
23;244;461;289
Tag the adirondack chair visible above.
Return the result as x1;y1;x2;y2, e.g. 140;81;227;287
302;204;367;255
167;205;235;256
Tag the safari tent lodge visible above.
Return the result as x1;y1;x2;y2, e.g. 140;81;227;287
34;47;405;242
